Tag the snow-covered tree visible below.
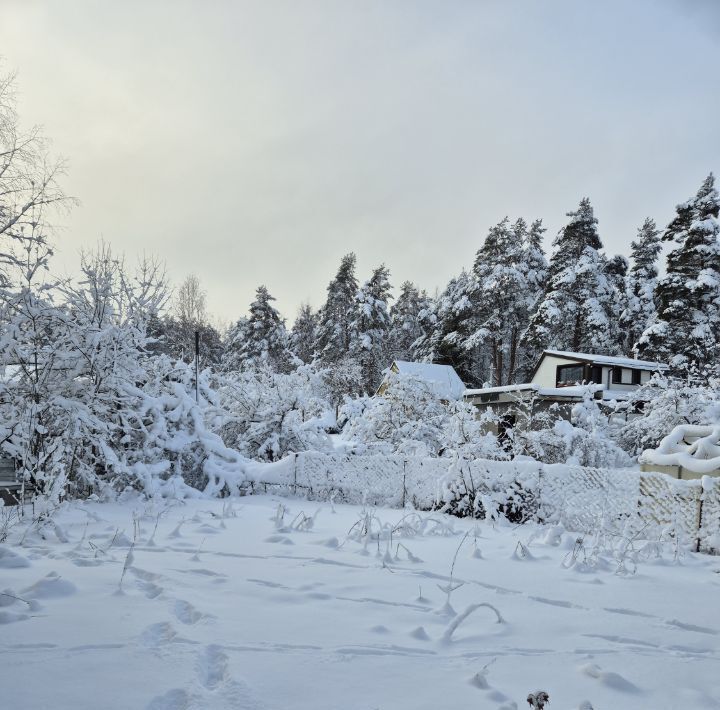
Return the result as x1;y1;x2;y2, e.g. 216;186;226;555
523;198;617;355
223;285;292;372
468;217;530;386
389;281;429;361
290;302;319;364
413;270;481;385
637;174;720;370
314;253;359;364
605;254;630;353
339;372;452;457
339;371;505;459
158;275;224;366
218;364;333;461
516;218;549;379
350;264;393;393
620;218;662;355
619;371;720;455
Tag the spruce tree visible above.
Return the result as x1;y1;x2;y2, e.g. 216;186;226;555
290;303;319;364
637;174;720;369
517;219;548;379
223;286;291;372
523;198;616;356
350;264;393;393
620;218;661;355
314;253;359;363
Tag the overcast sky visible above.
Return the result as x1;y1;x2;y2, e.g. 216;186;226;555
1;1;719;326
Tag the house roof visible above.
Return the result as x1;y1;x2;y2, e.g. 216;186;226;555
541;350;669;370
391;360;465;400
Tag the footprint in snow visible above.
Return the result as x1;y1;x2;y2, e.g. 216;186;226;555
141;621;178;647
146;688;191;710
580;662;641;693
173;599;204;625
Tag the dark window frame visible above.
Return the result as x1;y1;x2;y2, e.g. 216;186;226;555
556;363;585;387
611;366;636;385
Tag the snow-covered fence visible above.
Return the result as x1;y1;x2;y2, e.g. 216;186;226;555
242;452;720;554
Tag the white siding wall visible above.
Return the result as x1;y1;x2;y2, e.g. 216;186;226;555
534;355;567;387
533;356;655;390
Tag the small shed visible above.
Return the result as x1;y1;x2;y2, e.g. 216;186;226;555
378;360;466;401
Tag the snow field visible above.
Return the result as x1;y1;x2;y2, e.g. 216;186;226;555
1;495;720;709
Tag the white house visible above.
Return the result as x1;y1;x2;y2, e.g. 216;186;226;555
464;350;668;429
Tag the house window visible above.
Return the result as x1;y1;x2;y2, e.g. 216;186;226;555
611;367;636;385
556;364;584;386
632;369;642;385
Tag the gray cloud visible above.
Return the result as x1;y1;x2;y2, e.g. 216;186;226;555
1;0;718;324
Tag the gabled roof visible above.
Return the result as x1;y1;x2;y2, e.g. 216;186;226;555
390;360;465;400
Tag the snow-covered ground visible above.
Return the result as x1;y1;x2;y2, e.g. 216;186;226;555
1;495;719;710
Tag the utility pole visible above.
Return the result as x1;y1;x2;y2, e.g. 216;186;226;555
194;330;200;404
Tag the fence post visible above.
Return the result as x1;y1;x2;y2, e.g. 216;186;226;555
696;487;704;553
537;464;544;523
293;453;298;496
401;459;407;508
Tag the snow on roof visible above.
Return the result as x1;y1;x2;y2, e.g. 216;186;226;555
464;383;633;401
640;424;720;474
464;384;537;396
392;360;465;400
543;350;668;370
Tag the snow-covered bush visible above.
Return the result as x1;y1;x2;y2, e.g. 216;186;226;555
339;372;506;460
339;373;450;456
619;372;720;455
217;364;334;461
507;387;631;467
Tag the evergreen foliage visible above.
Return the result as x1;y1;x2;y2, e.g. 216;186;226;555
523;198;617;355
637;174;720;370
620;218;662;354
350;264;393;393
314;253;359;364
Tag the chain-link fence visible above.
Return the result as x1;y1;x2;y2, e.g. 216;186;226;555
243;453;720;554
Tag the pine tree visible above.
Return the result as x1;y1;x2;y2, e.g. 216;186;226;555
223;286;291;372
517;219;548;379
290;303;319;364
605;254;629;353
468;217;528;386
523;198;616;356
620;218;662;355
637;174;720;369
314;253;359;364
389;281;429;361
413;270;480;385
351;264;393;393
